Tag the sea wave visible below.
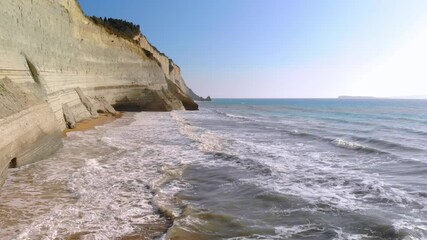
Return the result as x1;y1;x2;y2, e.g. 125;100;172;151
280;129;388;154
350;136;423;152
214;109;257;121
230;137;425;212
225;113;250;120
172;112;224;152
329;138;386;154
319;116;372;126
279;126;412;155
175;100;427;239
274;224;321;239
152;164;190;220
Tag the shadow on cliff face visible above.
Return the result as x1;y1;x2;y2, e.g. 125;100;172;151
113;95;151;112
112;88;187;112
166;79;199;111
113;86;198;112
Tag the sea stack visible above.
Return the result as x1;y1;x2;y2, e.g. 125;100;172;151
0;0;197;188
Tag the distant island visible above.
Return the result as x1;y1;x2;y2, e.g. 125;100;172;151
338;96;377;99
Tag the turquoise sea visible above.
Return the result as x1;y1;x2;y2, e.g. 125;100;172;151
0;99;426;239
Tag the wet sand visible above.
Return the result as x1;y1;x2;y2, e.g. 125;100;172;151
64;112;123;134
66;222;170;240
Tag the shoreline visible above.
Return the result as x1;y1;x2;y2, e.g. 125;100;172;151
64;112;123;134
64;111;173;239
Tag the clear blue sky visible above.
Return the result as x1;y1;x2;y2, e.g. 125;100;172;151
79;0;427;98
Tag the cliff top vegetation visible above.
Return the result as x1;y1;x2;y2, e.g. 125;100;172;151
89;16;141;41
87;15;173;69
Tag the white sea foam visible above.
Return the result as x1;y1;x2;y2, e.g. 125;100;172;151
225;113;249;120
85;158;100;167
0;112;201;239
171;111;224;152
174;108;427;238
332;228;373;240
393;218;427;240
331;138;364;150
2;105;427;239
274;224;319;238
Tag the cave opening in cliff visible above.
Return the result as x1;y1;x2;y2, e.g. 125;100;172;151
9;158;17;169
113;104;145;112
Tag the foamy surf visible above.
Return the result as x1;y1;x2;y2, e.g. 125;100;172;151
1;99;427;240
164;100;427;239
0;112;199;239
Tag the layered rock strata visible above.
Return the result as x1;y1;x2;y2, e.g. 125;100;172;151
0;78;62;187
0;0;198;187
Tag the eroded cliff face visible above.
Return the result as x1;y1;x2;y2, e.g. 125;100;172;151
0;0;198;187
135;34;199;110
0;78;63;187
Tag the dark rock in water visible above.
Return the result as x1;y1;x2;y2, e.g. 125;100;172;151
199;96;212;101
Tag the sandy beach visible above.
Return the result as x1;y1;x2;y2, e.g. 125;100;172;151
64;112;123;134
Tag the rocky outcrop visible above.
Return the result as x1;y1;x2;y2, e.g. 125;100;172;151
202;96;212;101
0;0;198;188
75;87;99;118
89;96;118;116
62;103;77;129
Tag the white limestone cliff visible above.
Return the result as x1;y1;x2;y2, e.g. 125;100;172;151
0;0;198;187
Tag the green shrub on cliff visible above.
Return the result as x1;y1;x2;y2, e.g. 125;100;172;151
89;16;141;41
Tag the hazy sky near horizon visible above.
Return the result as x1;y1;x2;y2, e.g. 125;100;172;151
79;0;427;98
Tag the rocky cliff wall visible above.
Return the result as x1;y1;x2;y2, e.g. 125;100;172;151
135;34;199;110
0;0;198;188
0;78;62;187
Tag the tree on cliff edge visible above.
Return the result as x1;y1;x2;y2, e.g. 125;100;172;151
90;16;141;40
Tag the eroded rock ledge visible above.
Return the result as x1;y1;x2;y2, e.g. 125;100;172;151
0;0;198;187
